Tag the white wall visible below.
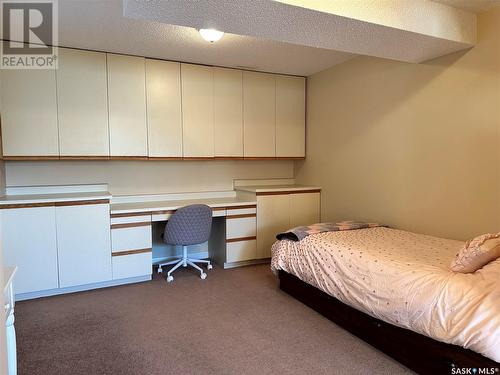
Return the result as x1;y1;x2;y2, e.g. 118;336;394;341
5;160;294;195
295;8;500;241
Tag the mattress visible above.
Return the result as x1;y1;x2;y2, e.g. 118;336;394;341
271;227;500;362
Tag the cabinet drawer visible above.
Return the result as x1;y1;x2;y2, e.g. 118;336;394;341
226;207;256;216
111;214;152;225
226;240;257;263
112;252;152;280
112;225;152;252
226;216;256;239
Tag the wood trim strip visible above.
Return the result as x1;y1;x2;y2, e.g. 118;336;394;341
182;157;216;160
59;156;110;160
242;157;277;160
148;157;184;161
212;207;226;211
3;156;305;161
0;202;55;209
55;199;110;206
256;189;321;196
214;156;245;160
0;199;109;209
226;236;257;243
111;222;151;229
3;155;60;160
112;248;152;256
110;156;149;160
226;213;256;219
151;210;176;215
110;211;153;218
226;204;257;210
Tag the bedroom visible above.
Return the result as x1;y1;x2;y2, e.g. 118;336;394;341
0;0;499;374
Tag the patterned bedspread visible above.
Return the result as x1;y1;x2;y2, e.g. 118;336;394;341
276;221;383;241
271;227;500;362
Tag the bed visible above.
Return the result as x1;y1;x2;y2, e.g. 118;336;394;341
271;227;500;373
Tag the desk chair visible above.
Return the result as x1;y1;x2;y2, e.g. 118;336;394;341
157;204;213;282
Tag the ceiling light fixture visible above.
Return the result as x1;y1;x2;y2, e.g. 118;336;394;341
199;28;224;43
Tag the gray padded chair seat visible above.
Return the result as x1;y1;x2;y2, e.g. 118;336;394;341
158;204;213;282
163;204;212;246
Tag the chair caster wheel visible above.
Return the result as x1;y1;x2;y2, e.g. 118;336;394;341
200;273;207;280
207;264;213;270
158;267;163;273
166;275;174;283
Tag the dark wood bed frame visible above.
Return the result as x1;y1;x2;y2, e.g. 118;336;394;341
279;270;499;374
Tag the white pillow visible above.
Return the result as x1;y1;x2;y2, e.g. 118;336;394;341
451;233;500;273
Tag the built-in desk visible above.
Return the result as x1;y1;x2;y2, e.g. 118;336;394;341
0;183;320;300
109;191;261;275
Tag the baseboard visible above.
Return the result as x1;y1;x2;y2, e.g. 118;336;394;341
223;258;270;269
16;275;152;301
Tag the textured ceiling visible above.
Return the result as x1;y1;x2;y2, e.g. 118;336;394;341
54;0;354;76
432;0;500;13
124;0;476;63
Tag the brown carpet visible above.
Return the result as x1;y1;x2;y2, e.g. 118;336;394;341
16;264;412;375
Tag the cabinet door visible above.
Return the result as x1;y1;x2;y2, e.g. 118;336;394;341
243;72;276;157
181;64;214;157
1;207;58;294
256;194;290;259
146;59;182;157
276;76;306;157
56;203;112;288
289;193;321;228
0;69;58;157
57;48;109;156
107;54;148;156
214;68;243;157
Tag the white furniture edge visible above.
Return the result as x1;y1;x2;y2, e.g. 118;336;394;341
223;258;270;269
233;178;295;188
4;266;17;375
234;184;322;193
15;275;151;301
6;184;109;196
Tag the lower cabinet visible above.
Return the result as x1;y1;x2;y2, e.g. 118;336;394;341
110;215;152;280
224;206;257;265
56;203;112;288
1;201;113;295
256;195;290;259
226;240;257;263
112;252;152;280
257;191;321;259
2;207;59;294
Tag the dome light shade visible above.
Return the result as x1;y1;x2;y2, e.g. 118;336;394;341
199;29;224;43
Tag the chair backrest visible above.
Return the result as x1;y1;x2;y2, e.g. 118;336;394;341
163;204;213;246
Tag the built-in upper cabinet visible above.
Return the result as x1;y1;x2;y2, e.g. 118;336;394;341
276;75;306;158
181;63;215;158
146;59;183;158
214;67;243;157
243;72;276;158
0;47;306;160
0;68;59;157
107;54;148;157
57;48;109;157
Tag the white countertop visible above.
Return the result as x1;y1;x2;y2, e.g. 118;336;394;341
0;191;112;205
111;196;257;214
235;184;321;193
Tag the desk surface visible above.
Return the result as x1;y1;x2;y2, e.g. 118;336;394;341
110;196;257;215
